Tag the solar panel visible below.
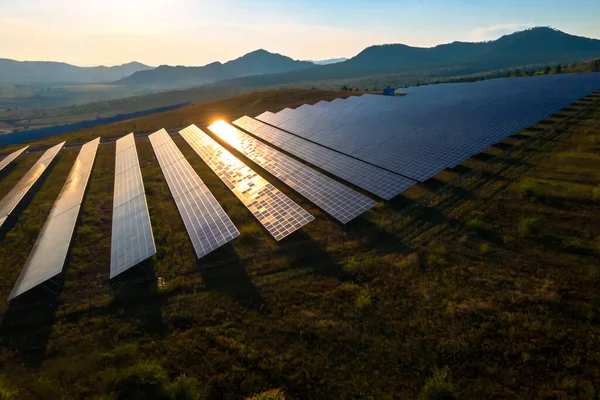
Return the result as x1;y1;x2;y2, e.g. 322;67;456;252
110;133;156;279
0;141;65;229
233;116;416;199
148;128;239;257
207;121;376;223
257;73;600;182
9;138;99;300
0;146;29;173
179;124;314;240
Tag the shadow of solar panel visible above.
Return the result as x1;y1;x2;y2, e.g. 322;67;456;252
148;129;239;257
233;116;416;200
179;124;314;240
0;141;65;229
110;133;156;279
207;121;376;223
9;138;99;301
0;146;29;173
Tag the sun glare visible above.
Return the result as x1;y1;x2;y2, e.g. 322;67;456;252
208;120;242;147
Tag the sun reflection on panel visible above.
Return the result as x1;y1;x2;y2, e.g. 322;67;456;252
180;124;313;241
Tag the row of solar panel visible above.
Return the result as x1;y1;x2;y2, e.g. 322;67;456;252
0;122;383;300
255;73;600;183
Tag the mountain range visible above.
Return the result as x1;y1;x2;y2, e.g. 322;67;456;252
310;58;349;65
1;27;599;91
0;60;152;84
117;50;314;88
203;27;600;90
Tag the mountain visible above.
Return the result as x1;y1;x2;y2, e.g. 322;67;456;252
118;49;314;88
204;27;600;89
0;60;153;84
311;58;348;65
342;27;600;74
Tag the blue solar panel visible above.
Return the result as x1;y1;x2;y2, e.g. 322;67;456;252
233;116;416;199
258;73;600;182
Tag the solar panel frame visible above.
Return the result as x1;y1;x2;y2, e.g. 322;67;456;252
110;133;157;279
0;146;29;173
207;121;377;223
0;141;65;229
179;124;314;240
148;128;239;258
9;138;99;301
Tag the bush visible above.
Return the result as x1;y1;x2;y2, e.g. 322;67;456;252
593;185;600;200
421;366;457;400
167;374;205;400
517;216;539;238
480;242;490;255
354;289;372;310
0;383;18;400
466;218;487;232
344;256;361;273
246;389;286;400
112;361;170;400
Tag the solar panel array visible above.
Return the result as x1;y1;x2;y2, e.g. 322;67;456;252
207;121;376;223
110;133;156;278
257;73;600;183
0;146;29;173
149;128;239;258
233;116;416;200
0;141;65;229
179;125;314;240
9;138;100;300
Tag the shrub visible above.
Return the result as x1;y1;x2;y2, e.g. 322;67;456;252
563;237;585;252
112;361;170;400
101;343;140;365
516;179;536;199
246;389;286;400
421;366;457;400
167;374;205;400
354;289;372;310
517;216;539;238
466;218;487;232
593;185;600;200
480;242;490;255
344;256;361;272
0;382;18;400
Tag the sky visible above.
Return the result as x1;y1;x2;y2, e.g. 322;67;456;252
0;0;599;67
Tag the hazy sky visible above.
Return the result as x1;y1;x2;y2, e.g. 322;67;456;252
1;0;599;67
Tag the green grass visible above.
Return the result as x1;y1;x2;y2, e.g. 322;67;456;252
0;91;599;399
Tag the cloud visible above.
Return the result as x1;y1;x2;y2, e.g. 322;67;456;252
470;23;535;41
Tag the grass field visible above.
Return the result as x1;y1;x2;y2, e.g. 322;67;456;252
0;89;599;399
0;89;366;153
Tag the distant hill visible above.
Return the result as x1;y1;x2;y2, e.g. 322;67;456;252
311;58;348;65
118;49;315;88
0;60;152;84
343;27;600;74
205;27;600;89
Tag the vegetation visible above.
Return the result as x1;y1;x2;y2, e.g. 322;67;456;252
0;88;599;399
0;89;363;153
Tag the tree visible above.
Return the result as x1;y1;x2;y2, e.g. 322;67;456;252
341;85;349;91
550;64;562;74
543;66;551;74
